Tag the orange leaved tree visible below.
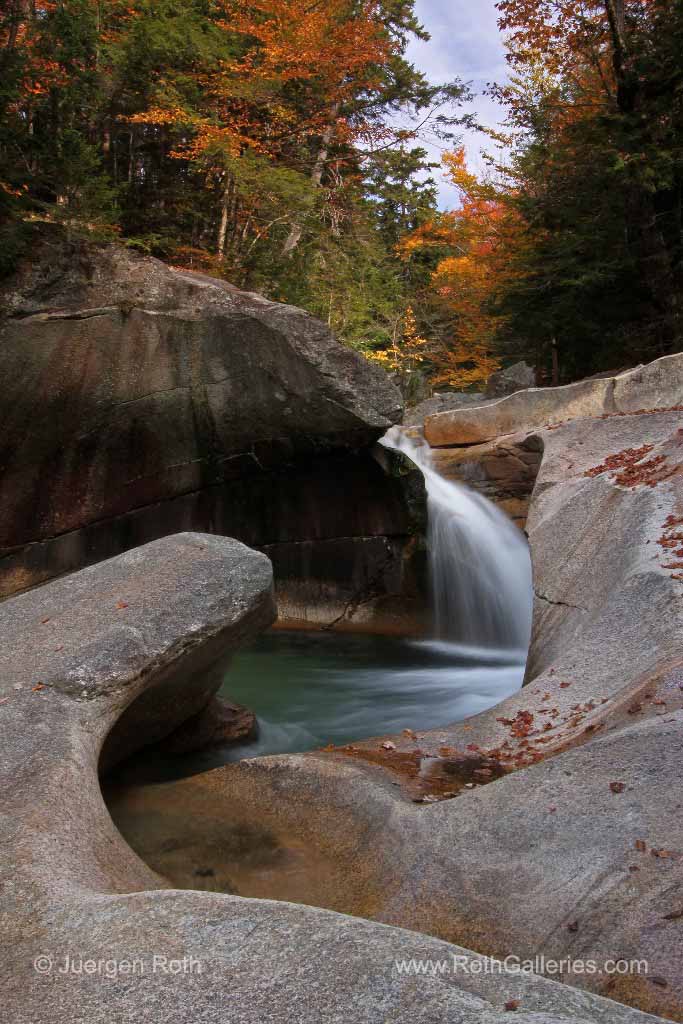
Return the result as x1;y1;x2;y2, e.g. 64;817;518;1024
400;149;533;389
130;0;394;266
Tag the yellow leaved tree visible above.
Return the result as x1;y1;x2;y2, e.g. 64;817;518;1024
396;149;538;390
366;307;427;389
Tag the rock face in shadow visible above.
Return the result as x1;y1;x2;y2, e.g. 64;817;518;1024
484;360;535;398
0;239;425;631
0;533;654;1024
157;696;258;755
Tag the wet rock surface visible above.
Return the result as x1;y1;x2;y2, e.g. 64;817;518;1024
430;432;543;528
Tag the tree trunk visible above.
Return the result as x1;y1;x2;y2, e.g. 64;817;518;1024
217;189;230;259
127;130;136;184
2;0;31;59
282;104;340;258
217;175;235;259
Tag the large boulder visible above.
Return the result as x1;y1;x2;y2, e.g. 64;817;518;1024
0;532;275;772
1;531;655;1024
425;354;683;446
485;360;536;398
0;239;426;631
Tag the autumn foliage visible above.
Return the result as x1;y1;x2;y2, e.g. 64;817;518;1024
393;0;683;391
397;149;526;388
366;306;427;381
133;1;393;164
3;1;681;387
0;0;465;366
489;0;683;376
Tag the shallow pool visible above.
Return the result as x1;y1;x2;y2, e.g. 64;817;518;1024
110;631;526;783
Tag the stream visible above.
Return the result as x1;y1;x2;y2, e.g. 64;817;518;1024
219;632;528;757
110;630;528;784
110;429;533;785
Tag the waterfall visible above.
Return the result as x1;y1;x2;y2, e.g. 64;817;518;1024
382;427;533;653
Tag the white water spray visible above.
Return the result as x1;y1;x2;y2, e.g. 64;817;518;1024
382;427;533;653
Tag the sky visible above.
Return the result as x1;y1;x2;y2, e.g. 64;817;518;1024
404;0;509;209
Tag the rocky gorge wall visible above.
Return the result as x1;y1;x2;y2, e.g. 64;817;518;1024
2;352;683;1023
106;353;683;1022
0;238;426;632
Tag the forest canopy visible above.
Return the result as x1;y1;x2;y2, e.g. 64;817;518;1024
1;0;682;390
399;0;683;386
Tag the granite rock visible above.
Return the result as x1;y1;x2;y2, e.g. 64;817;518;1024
0;532;658;1024
425;353;683;446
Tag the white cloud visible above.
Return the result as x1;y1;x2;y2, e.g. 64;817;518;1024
405;0;509;208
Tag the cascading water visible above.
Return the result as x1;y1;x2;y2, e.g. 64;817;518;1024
382;426;533;653
117;425;534;785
